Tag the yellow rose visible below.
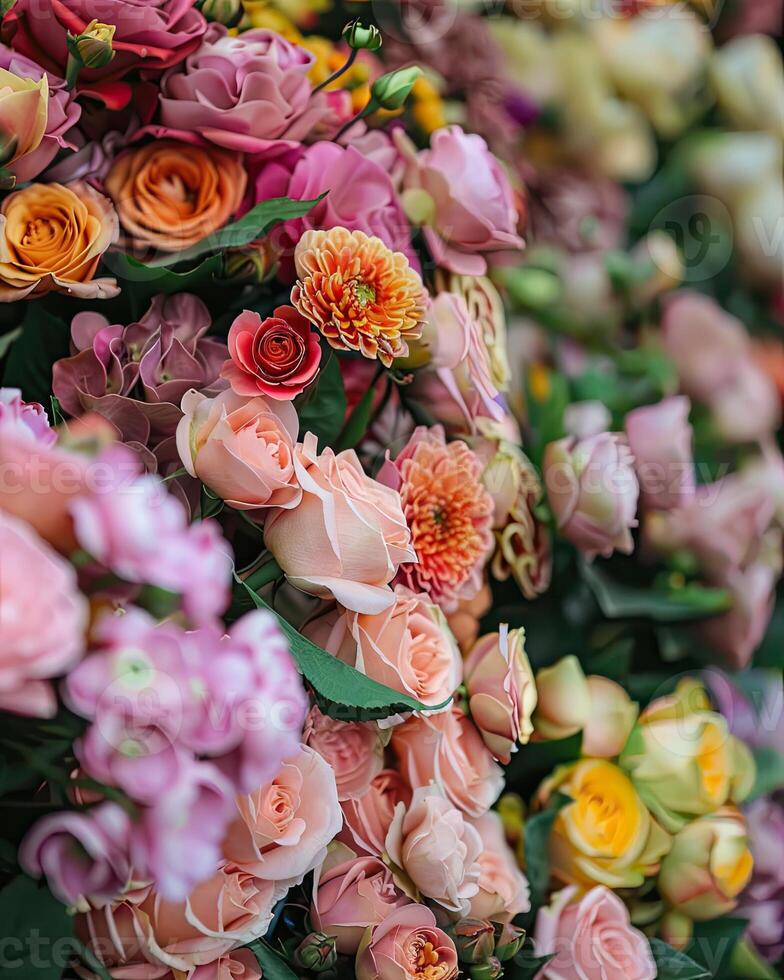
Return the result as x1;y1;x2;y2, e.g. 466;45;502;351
620;679;754;833
541;758;671;890
0;67;48;176
0;181;119;301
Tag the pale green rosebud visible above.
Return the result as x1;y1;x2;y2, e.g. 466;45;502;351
67;20;116;70
470;957;503;980
447;919;496;965
494;922;525;962
293;932;337;973
370;66;423;111
342;19;382;52
197;0;243;27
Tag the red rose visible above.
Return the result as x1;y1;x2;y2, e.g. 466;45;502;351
222;306;321;401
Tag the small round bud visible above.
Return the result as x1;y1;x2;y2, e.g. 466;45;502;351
342;19;382;52
494;922;526;962
447;918;496;965
370;66;423;111
197;0;243;27
293;932;338;973
67;19;116;70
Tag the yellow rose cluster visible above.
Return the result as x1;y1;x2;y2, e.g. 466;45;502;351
532;665;755;947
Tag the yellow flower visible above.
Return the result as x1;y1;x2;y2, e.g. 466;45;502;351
541;758;671;891
0;68;48;174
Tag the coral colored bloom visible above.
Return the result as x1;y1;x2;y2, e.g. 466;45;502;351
304;706;384;801
223;306;321;400
379;426;494;612
292;226;426;368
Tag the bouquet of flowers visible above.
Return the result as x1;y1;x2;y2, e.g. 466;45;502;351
0;0;782;978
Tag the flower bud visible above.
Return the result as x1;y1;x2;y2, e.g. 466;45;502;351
294;932;338;973
67;20;116;70
532;655;590;741
470;957;503;980
581;675;638;758
494;922;525;962
0;0;17;14
447;918;496;965
370;66;423;111
343;19;382;52
197;0;243;26
224;241;278;284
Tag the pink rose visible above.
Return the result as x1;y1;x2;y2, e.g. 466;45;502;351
304;586;462;709
391;707;504;818
662;291;780;443
468;810;530;922
386;785;482;913
222;745;342;885
534;885;656;980
222;306;321;401
355;904;459;980
312;850;410;955
544;432;639;559
0;510;88;718
304;707;385;801
158;25;328;152
264;432;416;614
625;396;695;510
2;0;206;109
176;387;301;511
398;125;524;275
699;561;777;669
250;141;414;269
339;769;412;858
464;625;537;764
20;803;131;908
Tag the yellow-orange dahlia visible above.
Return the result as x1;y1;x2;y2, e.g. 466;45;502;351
291;226;426;367
380;426;494;612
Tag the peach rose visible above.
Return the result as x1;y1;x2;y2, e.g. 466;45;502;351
0;181;118;300
339;769;412;858
355;904;459;980
386;784;482;913
222;745;342;885
312;846;411;955
264;432;416;614
105;140;246;254
77;869;281;976
391;707;504;818
176;387;301;511
304;706;385;801
464;625;537;763
468;810;530;922
446;581;492;654
305;585;462;709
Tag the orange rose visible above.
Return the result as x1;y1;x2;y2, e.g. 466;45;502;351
0;181;118;300
105;140;247;254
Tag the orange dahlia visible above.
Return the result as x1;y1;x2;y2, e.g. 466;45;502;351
380;426;494;612
291;226;426;368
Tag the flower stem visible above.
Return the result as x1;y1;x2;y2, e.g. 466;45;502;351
312;48;358;95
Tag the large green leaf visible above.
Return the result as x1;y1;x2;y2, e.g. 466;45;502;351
335;377;383;452
580;561;731;623
146;194;325;269
1;306;71;409
235;576;445;721
0;875;73;979
296;353;347;449
748;747;784;802
649;939;710;980
523;793;569;911
108;252;223;295
247;940;298;980
687;918;748;979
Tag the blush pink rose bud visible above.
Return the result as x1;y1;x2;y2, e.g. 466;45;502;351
385;784;482;914
264;432;416;614
398;125;524;276
177;387;302;511
0;510;88;718
355;904;459;980
20;802;131;909
625;396;695;511
464;625;537;763
304;707;385;801
544;432;639;559
469;810;530;923
222;306;321;401
311;850;410;955
534;885;656;980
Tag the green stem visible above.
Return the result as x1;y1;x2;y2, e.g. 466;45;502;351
64;53;81;91
312;48;358;94
243;557;284;593
334;100;375;142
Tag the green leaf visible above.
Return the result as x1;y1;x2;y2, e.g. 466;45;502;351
335;377;382;452
1;306;71;409
108;252;223;295
650;939;710;980
509;941;555;980
0;326;21;360
525;369;568;467
296;353;347;449
524;793;569;910
728;938;781;980
0;875;74;979
748;746;784;802
687;918;748;979
247;940;298;980
234;576;444;721
146;194;326;268
580;561;732;623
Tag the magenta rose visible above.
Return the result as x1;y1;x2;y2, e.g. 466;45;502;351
158;25;329;152
534;885;656;980
398;125;523;275
0;45;81;182
222;306;321;400
2;0;206;108
250;141;414;270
